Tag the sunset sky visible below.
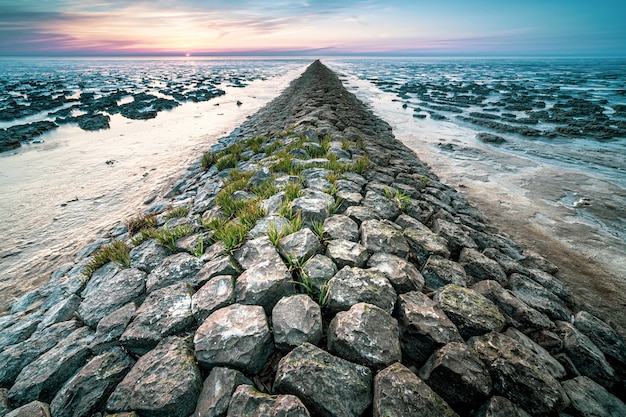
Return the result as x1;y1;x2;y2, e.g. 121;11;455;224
0;0;624;56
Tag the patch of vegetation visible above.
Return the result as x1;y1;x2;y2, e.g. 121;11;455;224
283;181;303;202
351;155;370;174
126;213;157;236
328;198;344;216
191;235;205;257
83;240;131;278
267;222;286;246
164;205;189;221
152;224;194;251
263;140;282;155
216;153;238;171
201;152;219;171
251;180;278;200
213;220;248;252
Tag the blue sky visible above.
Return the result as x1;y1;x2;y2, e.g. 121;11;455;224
0;0;624;56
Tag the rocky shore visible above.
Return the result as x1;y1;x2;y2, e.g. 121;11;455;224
1;61;625;417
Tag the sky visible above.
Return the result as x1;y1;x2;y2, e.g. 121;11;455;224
0;0;624;56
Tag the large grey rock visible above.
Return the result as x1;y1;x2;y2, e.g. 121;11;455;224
527;268;575;306
8;327;94;407
474;396;531;417
120;282;195;354
555;320;616;388
277;228;322;263
362;191;401;220
302;254;337;293
194;304;273;374
0;320;80;388
396;291;463;364
344;205;381;224
504;327;566;379
573;311;626;367
36;295;81;332
336;179;362;194
261;193;287;215
4;401;51;417
459;248;507;286
195;255;240;288
431;218;478;258
419;342;492;409
292;196;330;225
325;239;369;269
248;214;291;239
472;280;553;332
50;347;134;417
483;248;529;276
0;313;42;352
394;213;429;231
129;239;171;272
248;167;272;187
360;219;409;258
323;215;359;241
192;275;234;324
146;252;203;292
193;367;253;417
374;362;458;417
403;227;450;268
227;385;311;417
328;302;401;370
509;273;571;321
0;389;10;417
519;250;558;274
274;343;372;417
326;266;396;314
77;267;146;328
434;284;506;339
272;295;323;352
90;302;136;353
193;179;221;214
39;275;84;313
367;252;424;293
234;236;283;270
107;336;202;417
469;331;569;415
235;260;295;313
562;376;626;417
421;255;468;290
335;190;363;212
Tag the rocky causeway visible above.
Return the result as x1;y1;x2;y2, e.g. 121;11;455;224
1;61;625;417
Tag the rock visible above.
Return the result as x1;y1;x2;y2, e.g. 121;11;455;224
469;331;569;415
39;276;84;312
434;284;506;339
474;396;531;417
459;248;507;286
325;239;368;269
367;252;424;293
36;294;81;331
193;179;221;214
291;196;330;225
106;336;202;417
362;191;401;220
503;327;566;379
477;132;506;144
194;367;253;417
302;254;338;293
374;362;459;417
90;303;136;353
192;275;234;324
277;228;322;263
0;313;42;352
403;227;450;268
129;239;171;272
195;255;240;288
421;255;468;290
323;215;359;241
527;268;575;306
336;179;362;194
306;177;333;192
227;385;311;417
234;236;283;270
562;376;626;417
335;190;363;211
394;213;428;231
482;248;528;276
50;347;134;417
509;273;571;321
326;266;396;314
248;214;291;239
0;389;9;416
10;290;43;315
555;321;616;388
8;327;94;407
327;302;401;370
0;320;80;388
431;218;478;259
261;193;287;215
120;282;195;355
360;219;409;258
248;167;272;187
419;342;492;409
274;343;372;417
234;260;295;314
471;280;553;332
77;267;146;328
396;291;463;364
344;205;381;224
194;304;273;374
573;311;626;367
4;401;51;417
519;250;558;274
146;252;203;293
272;295;323;352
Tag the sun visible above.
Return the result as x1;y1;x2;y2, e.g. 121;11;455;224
185;53;191;57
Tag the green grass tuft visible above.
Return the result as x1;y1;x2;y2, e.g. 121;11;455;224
214;221;248;252
83;240;131;278
152;224;194;251
126;213;157;236
164;205;189;221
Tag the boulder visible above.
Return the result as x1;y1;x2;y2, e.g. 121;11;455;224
420;256;468;290
459;248;507;286
325;239;369;269
106;336;203;417
90;303;136;353
194;367;253;417
474;396;531;417
562;376;626;417
8;327;94;407
4;401;51;417
431;218;478;259
129;239;171;272
120;282;195;355
403;227;450;268
248;167;272;187
272;295;323;351
0;312;42;352
396;291;463;364
195;255;240;288
482;248;529;277
326;266;396;314
233;236;283;270
50;347;134;417
336;179;362;194
519;250;558;274
77;267;146;328
146;252;203;293
323;215;359;241
344;205;381;224
527;268;575;306
194;304;273;374
327;302;401;370
234;260;295;314
0;389;10;416
227;385;311;417
434;284;506;339
374;362;459;417
367;252;424;293
291;196;331;225
573;311;626;367
36;295;81;331
274;343;372;417
509;273;571;321
394;213;429;231
248;215;291;239
504;327;566;379
277;228;322;263
362;191;401;220
335;190;363;211
261;193;287;215
360;219;409;258
302;254;338;293
192;275;234;324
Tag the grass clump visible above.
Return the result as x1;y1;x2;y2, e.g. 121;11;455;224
164;205;189;221
216;153;238;170
252;180;278;200
126;213;157;236
214;221;248;252
83;240;131;278
201;152;219;171
152;224;194;251
351;155;370;174
283;181;303;202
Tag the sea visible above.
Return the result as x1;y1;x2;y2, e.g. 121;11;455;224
1;56;625;330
